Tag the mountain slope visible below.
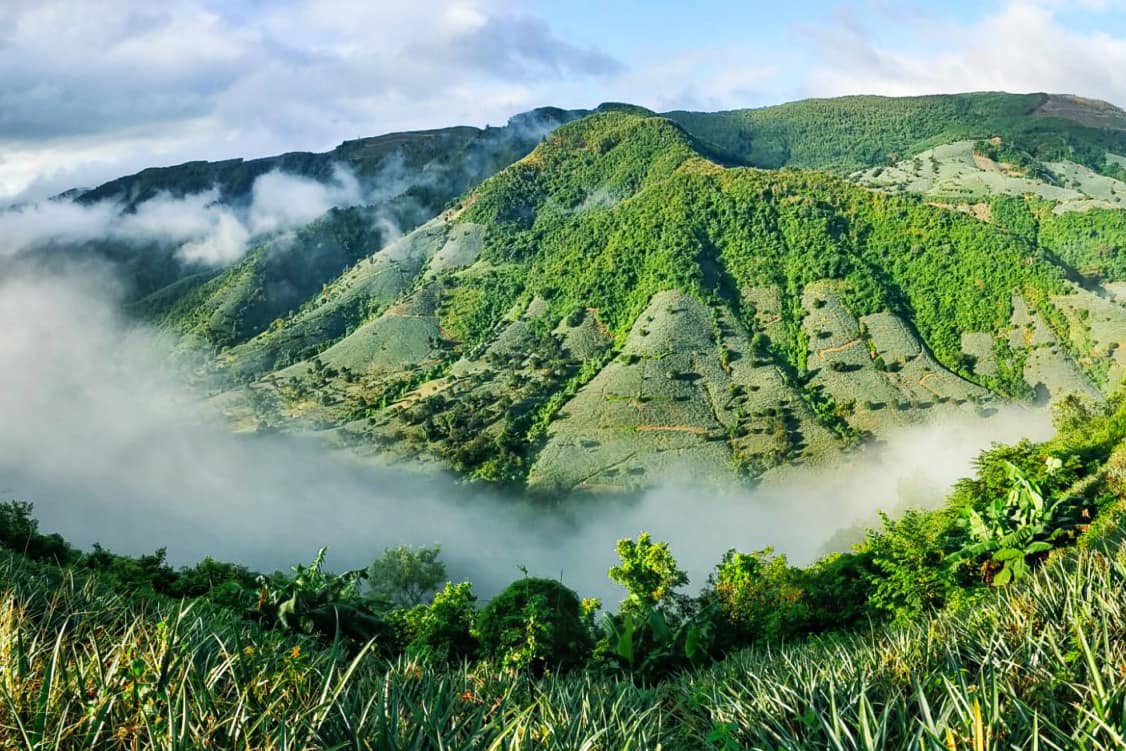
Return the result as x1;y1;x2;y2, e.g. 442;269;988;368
666;92;1126;175
194;107;1126;494
17;107;594;342
23;92;1126;494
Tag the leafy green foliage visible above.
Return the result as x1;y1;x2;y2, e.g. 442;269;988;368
399;581;479;662
256;547;390;644
596;600;717;682
1039;205;1126;280
0;500;78;566
862;509;961;622
706;547;809;647
951;461;1080;586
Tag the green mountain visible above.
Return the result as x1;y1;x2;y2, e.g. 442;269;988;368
17;106;593;335
37;92;1126;493
12;92;1126;750
666;92;1126;172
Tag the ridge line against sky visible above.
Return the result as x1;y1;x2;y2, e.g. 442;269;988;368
4;0;1126;204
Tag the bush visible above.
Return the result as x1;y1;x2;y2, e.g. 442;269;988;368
608;532;688;612
477;577;592;674
706;547;808;649
402;581;479;661
861;509;959;622
799;551;873;632
0;501;78;565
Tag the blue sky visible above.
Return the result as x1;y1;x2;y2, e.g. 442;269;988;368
4;0;1126;202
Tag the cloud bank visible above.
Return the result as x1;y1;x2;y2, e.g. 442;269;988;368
0;272;1056;605
0;166;363;264
802;1;1126;102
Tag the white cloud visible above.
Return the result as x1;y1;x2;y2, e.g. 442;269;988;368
803;1;1126;106
0;271;1056;600
0;166;369;265
606;47;781;112
9;0;1126;207
248;167;362;235
0;199;121;251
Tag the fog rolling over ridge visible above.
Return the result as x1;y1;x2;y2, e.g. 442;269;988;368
0;165;379;266
0;272;1053;603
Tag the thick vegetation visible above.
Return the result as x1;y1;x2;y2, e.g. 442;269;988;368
33;94;1126;491
4;393;1126;747
667;92;1126;175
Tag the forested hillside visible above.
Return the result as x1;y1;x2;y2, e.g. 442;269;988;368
667;92;1126;173
17;92;1126;492
9;106;593;324
174;104;1126;493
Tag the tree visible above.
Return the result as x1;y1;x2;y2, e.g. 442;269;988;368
0;500;77;565
863;509;956;621
609;532;688;612
366;544;446;606
1052;393;1099;433
707;547;807;648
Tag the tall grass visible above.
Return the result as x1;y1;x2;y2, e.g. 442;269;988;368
2;544;1126;749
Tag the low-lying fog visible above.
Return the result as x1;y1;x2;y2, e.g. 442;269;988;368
0;273;1054;604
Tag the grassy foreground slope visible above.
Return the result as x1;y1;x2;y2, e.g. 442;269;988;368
210;108;1126;492
5;393;1126;748
4;549;1126;749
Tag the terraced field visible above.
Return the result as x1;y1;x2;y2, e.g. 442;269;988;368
853;140;1126;212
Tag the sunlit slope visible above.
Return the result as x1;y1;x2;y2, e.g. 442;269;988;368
196;108;1126;493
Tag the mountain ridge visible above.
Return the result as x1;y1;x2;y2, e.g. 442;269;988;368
17;91;1126;494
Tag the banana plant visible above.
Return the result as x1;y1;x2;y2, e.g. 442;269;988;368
256;547;391;644
600;602;718;682
950;461;1077;586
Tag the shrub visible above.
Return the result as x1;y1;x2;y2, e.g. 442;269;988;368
609;532;688;612
705;547;808;649
0;500;78;565
477;577;592;674
862;509;959;622
404;581;479;661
